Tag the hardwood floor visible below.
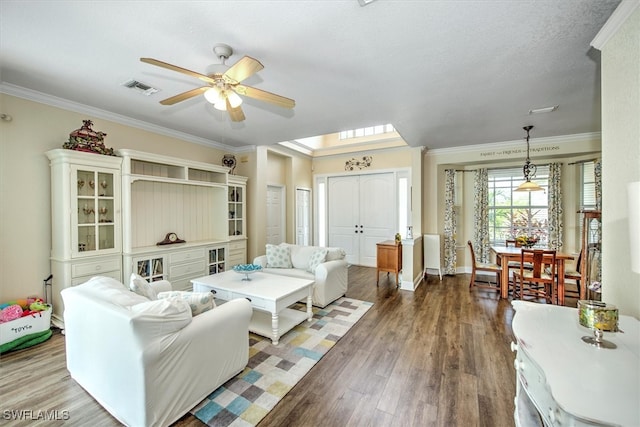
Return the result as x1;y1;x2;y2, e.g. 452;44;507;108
1;267;524;427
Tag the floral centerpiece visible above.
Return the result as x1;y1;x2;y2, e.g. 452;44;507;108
516;235;538;248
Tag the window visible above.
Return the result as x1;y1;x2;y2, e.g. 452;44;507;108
317;181;326;247
398;173;410;237
578;161;597;248
488;167;549;246
339;124;395;140
580;161;596;210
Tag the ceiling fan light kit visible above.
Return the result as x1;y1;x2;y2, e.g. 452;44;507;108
204;87;222;104
140;43;294;122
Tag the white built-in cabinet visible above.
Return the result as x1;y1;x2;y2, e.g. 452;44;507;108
227;175;248;268
46;149;123;325
119;149;235;292
47;148;249;324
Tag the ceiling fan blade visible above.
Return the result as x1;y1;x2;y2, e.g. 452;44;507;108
235;85;295;109
159;87;209;105
223;56;264;84
227;101;246;122
140;58;216;85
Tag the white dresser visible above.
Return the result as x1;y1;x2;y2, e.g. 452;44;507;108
511;301;639;426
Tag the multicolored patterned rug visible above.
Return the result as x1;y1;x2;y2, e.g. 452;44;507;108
190;297;373;426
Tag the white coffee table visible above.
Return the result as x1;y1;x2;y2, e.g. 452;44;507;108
191;270;314;345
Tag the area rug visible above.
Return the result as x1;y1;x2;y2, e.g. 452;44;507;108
190;297;373;427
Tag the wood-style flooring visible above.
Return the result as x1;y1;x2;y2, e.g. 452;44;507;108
1;266;562;427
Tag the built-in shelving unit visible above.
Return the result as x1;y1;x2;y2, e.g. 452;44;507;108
46;149;123;325
118;149;233;292
48;148;250;320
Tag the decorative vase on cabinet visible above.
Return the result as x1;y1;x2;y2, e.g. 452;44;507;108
46;149;122;327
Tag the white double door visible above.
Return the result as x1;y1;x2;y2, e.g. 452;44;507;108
327;173;396;267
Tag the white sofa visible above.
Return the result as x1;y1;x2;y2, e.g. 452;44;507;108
253;243;348;308
61;276;252;427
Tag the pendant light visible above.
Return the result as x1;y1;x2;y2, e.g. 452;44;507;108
515;125;544;192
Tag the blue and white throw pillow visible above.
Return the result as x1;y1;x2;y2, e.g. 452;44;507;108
307;248;328;273
266;243;293;268
157;291;215;316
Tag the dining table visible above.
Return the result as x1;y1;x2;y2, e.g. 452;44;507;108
490;245;575;305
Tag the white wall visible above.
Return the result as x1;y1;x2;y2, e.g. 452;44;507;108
599;5;640;318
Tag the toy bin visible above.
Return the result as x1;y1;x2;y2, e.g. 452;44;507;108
0;305;52;347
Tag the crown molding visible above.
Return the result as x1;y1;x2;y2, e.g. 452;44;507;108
591;0;640;50
425;132;601;157
0;82;255;153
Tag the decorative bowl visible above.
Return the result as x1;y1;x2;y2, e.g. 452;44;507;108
233;264;262;281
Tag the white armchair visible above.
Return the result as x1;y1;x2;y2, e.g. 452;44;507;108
61;276;252;427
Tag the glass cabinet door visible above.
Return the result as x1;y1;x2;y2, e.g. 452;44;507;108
73;167;117;255
208;247;226;274
228;185;244;237
583;211;602;299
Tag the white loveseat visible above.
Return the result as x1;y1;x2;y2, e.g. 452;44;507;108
61;276;252;427
253;243;348;308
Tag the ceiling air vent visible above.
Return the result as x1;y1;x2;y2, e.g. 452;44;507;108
122;79;158;96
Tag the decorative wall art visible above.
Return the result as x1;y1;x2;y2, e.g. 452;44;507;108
345;156;372;171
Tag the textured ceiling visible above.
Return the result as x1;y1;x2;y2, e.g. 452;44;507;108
0;0;621;151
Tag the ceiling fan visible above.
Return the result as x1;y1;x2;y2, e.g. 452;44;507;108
141;44;295;122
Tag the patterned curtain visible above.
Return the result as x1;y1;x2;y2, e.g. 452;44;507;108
547;163;564;250
443;169;457;275
594;159;602;211
473;169;490;263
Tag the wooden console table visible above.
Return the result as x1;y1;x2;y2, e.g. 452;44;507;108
376;240;402;286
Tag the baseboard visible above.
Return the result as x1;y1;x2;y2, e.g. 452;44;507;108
400;271;423;291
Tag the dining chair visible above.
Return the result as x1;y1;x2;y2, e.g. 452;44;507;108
513;249;557;304
505;239;521;247
549;248;582;302
467;240;502;292
505;239;531;293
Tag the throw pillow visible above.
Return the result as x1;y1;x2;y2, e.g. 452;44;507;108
129;273;158;300
130;298;192;339
290;245;317;269
325;247;347;261
157;291;215;316
307;248;328;273
266;243;293;268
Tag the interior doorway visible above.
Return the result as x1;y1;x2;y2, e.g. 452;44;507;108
266;185;285;245
327;173;396;266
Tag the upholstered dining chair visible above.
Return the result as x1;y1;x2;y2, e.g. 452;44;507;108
551;248;583;301
467;240;502;292
513;249;557;304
